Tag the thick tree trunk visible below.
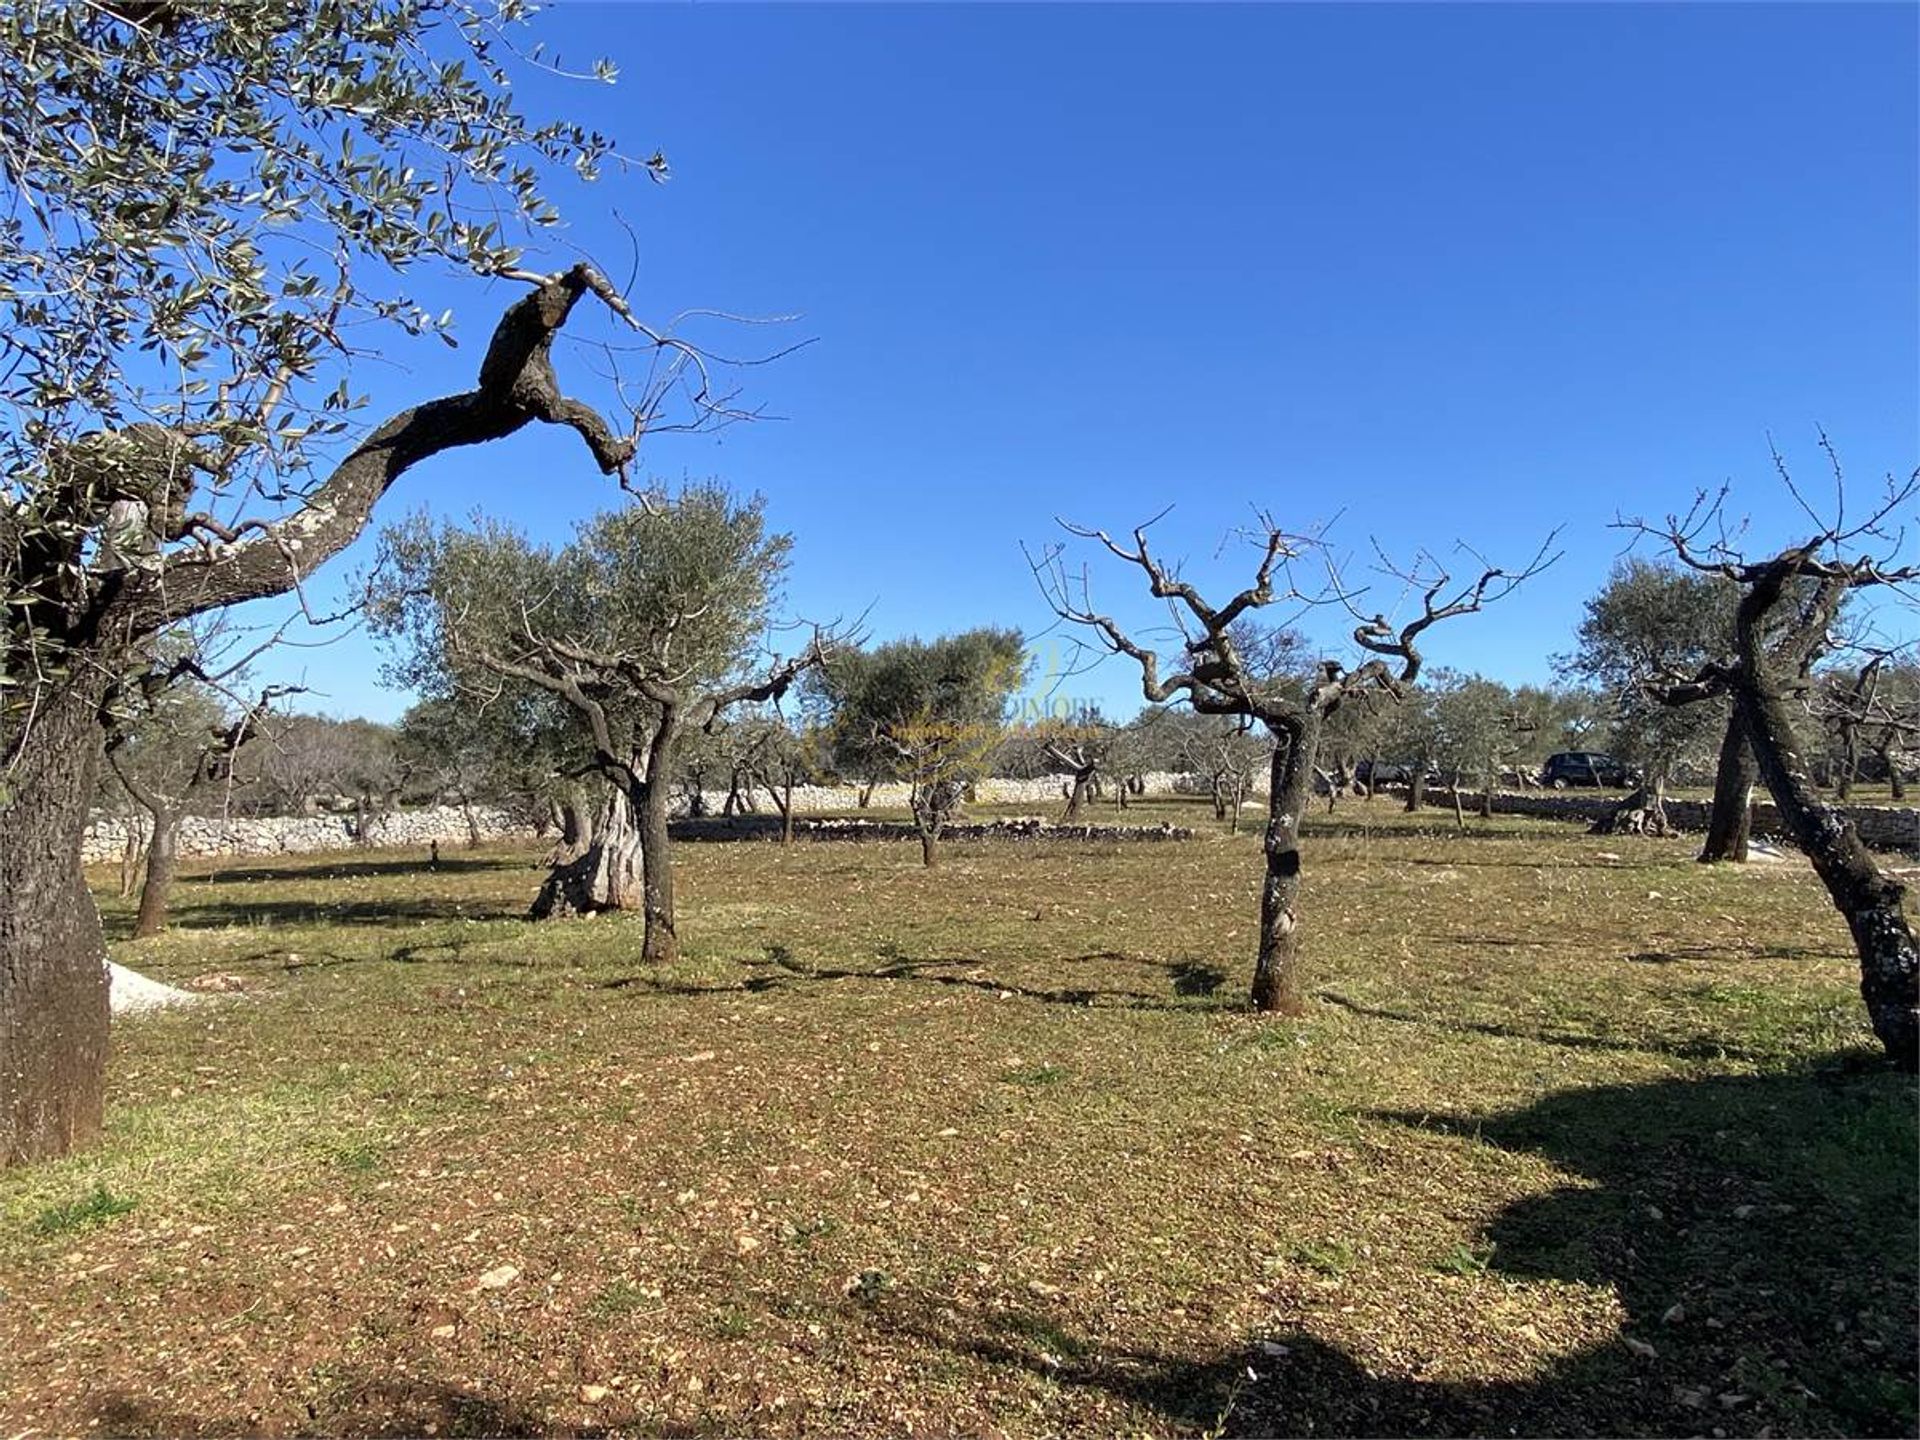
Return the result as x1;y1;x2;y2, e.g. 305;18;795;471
1700;712;1755;863
1736;679;1917;1070
0;678;112;1164
546;784;597;866
530;784;642;920
462;801;482;850
1405;768;1427;814
1726;565;1917;1070
131;809;181;940
638;723;679;964
919;828;939;868
1062;767;1095;822
1250;718;1316;1016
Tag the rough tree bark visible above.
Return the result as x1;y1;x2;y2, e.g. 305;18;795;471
0;263;651;1110
0;678;114;1163
531;785;643;920
1251;719;1316;1015
1728;570;1917;1071
638;720;679;964
117;818;145;900
1700;713;1756;863
131;809;180;941
908;777;964;869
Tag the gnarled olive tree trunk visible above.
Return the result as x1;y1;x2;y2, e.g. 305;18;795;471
0;678;112;1164
1726;566;1917;1071
1736;678;1917;1070
1251;716;1317;1016
1061;762;1097;822
1700;712;1755;862
529;723;682;964
531;785;643;921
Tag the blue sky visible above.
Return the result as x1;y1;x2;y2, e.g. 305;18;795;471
246;1;1920;721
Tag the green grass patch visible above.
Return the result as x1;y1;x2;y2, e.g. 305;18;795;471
0;805;1906;1439
32;1184;136;1236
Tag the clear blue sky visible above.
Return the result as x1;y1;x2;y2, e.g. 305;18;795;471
247;1;1920;722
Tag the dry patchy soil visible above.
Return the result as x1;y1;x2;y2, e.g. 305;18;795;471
1;799;1914;1437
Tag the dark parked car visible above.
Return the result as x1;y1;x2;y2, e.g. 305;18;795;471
1541;751;1637;789
1356;759;1438;787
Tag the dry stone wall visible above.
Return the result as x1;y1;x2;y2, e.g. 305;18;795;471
80;804;527;865
688;770;1204;817
1420;787;1920;853
83;772;1214;863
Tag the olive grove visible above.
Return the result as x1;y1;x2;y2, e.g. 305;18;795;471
0;0;739;1162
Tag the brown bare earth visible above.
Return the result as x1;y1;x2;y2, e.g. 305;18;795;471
1;798;1913;1437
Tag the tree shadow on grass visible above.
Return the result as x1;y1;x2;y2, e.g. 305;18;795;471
1304;820;1574;843
1315;990;1780;1064
600;945;1233;1013
877;1059;1916;1437
145;896;524;932
195;854;521;885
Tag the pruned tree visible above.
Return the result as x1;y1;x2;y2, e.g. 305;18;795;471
1147;707;1271;829
1628;442;1919;1070
107;673;291;938
730;709;829;845
1036;712;1119;822
372;486;822;960
815;630;1027;867
244;714;404;842
1816;654;1920;801
1034;516;1548;1013
0;2;772;1162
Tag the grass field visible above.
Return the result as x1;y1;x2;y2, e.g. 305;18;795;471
2;798;1914;1437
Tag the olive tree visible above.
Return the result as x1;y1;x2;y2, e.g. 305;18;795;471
105;668;290;937
1630;451;1918;1070
1817;655;1920;800
395;692;582;847
729;709;830;845
1035;517;1546;1014
1561;559;1748;855
814;630;1027;867
373;486;821;960
0;2;742;1162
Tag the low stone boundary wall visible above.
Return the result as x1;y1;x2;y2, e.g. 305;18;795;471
1418;787;1920;853
675;815;1195;844
84;772;1217;864
81;804;530;865
685;770;1207;816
